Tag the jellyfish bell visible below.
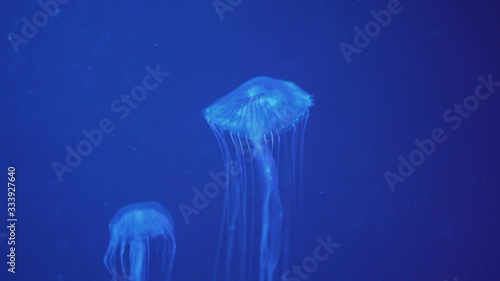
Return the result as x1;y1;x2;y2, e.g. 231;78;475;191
204;76;313;281
204;76;313;138
103;201;176;281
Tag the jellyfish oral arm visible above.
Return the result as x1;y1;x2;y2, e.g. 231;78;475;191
251;136;283;281
130;239;146;281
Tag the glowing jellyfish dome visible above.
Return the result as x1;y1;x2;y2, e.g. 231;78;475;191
103;201;176;281
204;76;313;281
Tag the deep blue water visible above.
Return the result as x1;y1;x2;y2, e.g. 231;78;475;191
1;0;499;281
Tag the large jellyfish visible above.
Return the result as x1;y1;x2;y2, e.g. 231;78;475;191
204;76;313;281
103;201;176;281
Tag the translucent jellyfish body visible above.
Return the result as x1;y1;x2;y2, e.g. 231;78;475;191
204;77;313;281
103;201;176;281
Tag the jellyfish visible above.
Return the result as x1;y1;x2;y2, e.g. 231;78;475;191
103;201;176;281
204;76;313;281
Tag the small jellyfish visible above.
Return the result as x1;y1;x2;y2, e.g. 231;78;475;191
204;76;313;281
103;201;176;281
